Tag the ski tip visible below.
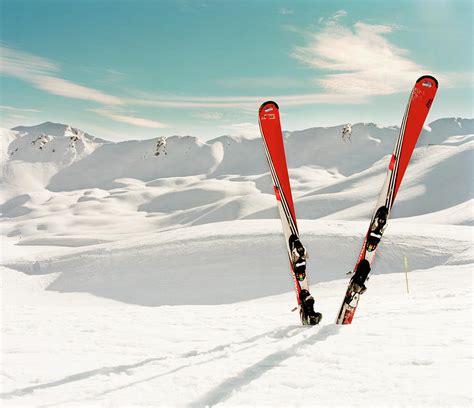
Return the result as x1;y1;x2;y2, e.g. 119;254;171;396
259;100;279;113
416;75;438;88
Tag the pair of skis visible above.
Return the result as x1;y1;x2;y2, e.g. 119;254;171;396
258;75;438;326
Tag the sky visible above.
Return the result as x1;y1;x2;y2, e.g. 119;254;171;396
0;0;472;141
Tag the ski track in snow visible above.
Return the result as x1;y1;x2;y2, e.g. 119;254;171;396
1;323;309;400
1;260;472;407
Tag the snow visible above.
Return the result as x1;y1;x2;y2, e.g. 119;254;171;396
1;232;472;406
1;118;473;406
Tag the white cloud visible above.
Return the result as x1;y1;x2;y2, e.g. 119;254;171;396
0;105;40;112
91;108;169;128
293;21;425;96
277;92;366;104
0;45;59;78
318;9;347;25
0;43;368;113
5;26;458;120
129;90;365;109
333;10;347;20
0;45;124;105
33;76;123;105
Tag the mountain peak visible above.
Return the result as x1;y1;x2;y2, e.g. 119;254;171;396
12;122;109;143
13;122;73;137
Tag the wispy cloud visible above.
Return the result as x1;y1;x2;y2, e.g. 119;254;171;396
333;10;347;20
293;21;425;96
2;24;454;121
193;112;224;120
0;105;40;112
129;91;365;109
318;9;347;24
0;45;124;105
90;108;169;128
0;43;367;113
127;95;258;109
33;76;123;105
0;45;59;77
104;68;127;79
215;76;306;89
97;68;129;85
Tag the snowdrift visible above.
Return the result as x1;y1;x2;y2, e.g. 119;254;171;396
6;220;472;306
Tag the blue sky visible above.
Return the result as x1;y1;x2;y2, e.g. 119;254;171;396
0;0;472;140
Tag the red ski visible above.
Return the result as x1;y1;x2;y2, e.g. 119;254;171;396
258;101;321;325
336;75;439;325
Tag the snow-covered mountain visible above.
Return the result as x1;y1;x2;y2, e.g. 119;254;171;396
1;118;473;407
1;118;473;243
12;121;108;143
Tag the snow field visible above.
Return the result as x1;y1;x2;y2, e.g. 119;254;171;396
1;118;473;406
1;219;473;406
1;262;471;407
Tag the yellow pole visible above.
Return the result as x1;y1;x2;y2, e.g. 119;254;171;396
404;255;410;294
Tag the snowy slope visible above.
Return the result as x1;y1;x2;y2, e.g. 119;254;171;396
4;220;471;305
1;125;102;200
1;220;472;407
1;117;473;407
1;118;473;248
0;128;18;166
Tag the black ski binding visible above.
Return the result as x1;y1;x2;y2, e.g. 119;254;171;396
299;289;322;325
289;234;306;258
350;259;371;295
366;206;388;251
289;234;307;281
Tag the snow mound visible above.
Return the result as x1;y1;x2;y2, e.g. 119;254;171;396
138;178;258;213
6;220;471;306
397;199;474;226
